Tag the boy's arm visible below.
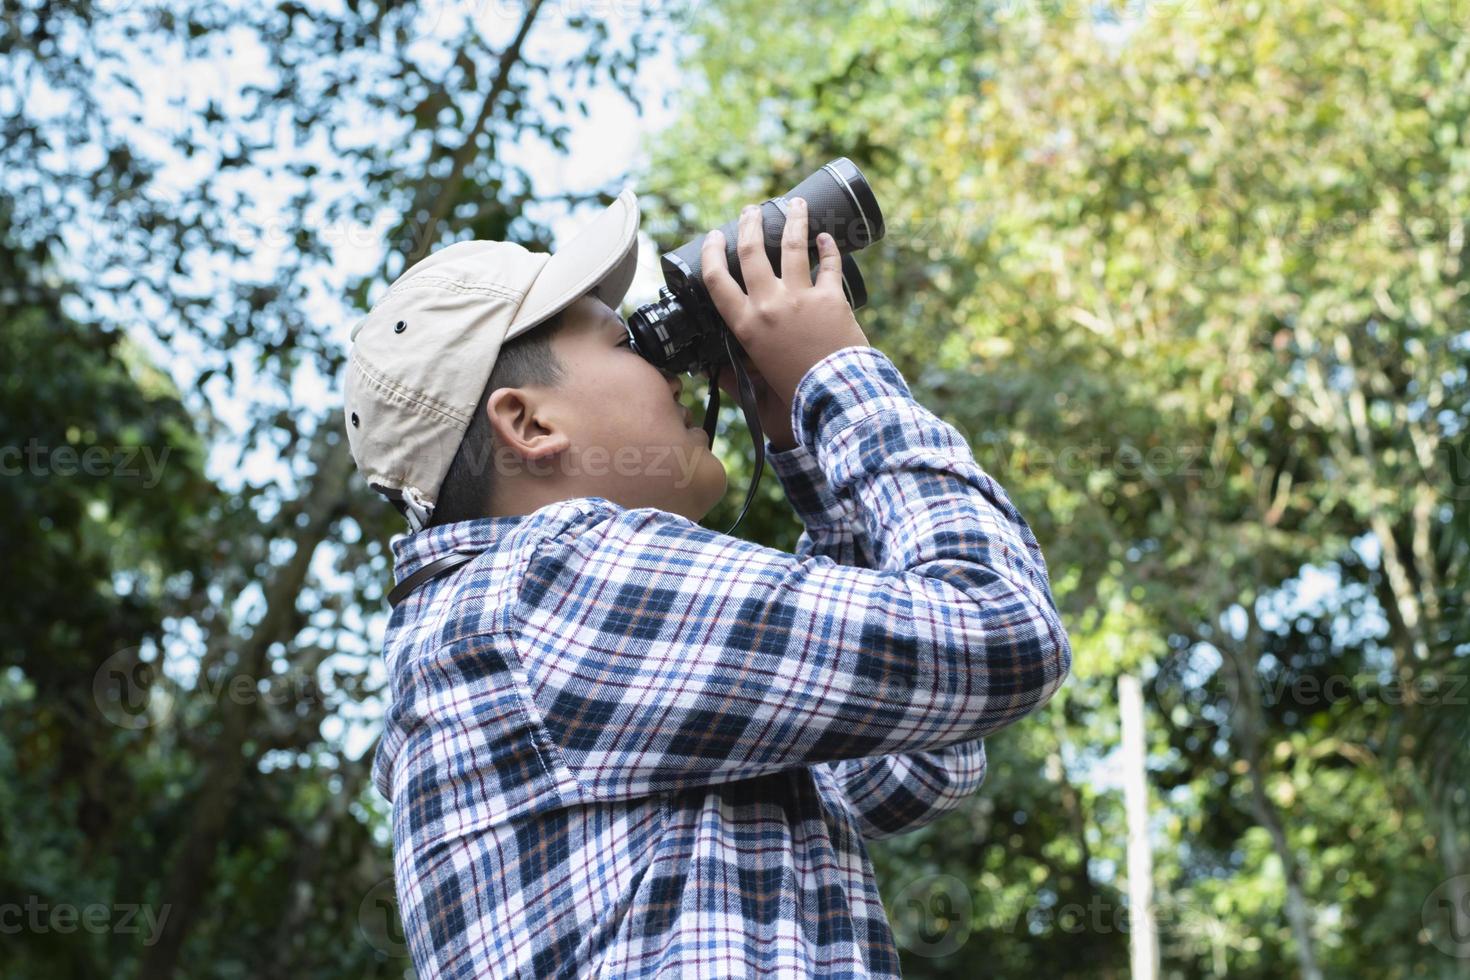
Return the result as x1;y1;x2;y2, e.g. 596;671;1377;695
510;346;1071;804
768;441;992;838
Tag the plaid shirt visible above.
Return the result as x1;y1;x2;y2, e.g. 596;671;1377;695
371;345;1071;978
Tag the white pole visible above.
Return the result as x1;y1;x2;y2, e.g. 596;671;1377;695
1119;673;1159;980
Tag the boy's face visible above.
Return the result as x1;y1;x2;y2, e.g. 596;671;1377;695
490;295;727;522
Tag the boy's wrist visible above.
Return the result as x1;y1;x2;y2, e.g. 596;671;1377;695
766;430;798;453
792;346;908;453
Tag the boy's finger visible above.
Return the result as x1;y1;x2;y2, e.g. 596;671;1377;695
700;230;746;318
780;197;812;286
736;204;776;297
813;232;842;292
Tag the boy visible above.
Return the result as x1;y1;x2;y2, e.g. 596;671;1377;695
344;188;1072;977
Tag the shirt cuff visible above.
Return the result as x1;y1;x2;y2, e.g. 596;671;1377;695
766;440;851;530
790;345;913;456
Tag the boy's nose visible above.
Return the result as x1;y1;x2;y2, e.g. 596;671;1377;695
666;371;683;399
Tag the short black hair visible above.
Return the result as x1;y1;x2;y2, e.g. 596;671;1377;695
428;306;578;526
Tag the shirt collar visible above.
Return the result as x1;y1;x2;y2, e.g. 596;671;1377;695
389;496;619;587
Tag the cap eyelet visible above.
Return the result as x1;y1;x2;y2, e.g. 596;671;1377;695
350;412;360;427
394;320;406;334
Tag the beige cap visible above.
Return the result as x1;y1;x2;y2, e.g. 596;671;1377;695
344;188;641;530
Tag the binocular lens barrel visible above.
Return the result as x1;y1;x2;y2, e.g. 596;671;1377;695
662;158;884;296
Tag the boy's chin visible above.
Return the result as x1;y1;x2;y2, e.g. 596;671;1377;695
695;471;729;523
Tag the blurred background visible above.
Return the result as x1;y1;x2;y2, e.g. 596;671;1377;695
2;0;1467;976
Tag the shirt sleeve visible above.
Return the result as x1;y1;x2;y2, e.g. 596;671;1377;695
765;441;876;568
828;741;988;840
768;440;991;838
509;345;1072;804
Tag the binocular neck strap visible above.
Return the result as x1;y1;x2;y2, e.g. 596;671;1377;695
703;329;766;537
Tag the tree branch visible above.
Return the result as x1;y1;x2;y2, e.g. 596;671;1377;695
404;0;549;269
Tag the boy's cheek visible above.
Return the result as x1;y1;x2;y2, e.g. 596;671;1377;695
674;446;707;488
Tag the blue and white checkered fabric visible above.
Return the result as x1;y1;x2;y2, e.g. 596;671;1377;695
372;346;1072;978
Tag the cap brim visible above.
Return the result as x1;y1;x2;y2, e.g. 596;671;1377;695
507;187;640;339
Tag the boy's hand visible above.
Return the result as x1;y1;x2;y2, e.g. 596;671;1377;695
700;197;870;412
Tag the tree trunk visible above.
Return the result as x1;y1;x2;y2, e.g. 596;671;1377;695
1436;795;1470;958
135;437;351;980
1228;607;1323;980
264;756;374;974
1119;674;1159;980
405;0;548;267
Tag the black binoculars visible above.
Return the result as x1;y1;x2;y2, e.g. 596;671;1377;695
627;158;886;534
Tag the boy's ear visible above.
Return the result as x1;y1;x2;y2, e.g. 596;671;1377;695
484;387;571;460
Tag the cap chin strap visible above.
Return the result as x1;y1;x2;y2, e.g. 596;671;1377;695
395;486;432;532
371;482;434;533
